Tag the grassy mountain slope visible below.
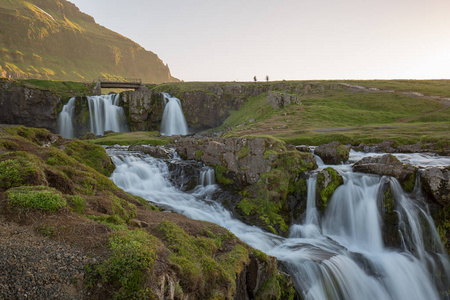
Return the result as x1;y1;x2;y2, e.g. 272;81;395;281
0;0;177;83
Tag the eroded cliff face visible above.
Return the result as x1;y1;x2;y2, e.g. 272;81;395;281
119;88;164;132
0;80;60;131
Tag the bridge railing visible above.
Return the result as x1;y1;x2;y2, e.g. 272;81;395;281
98;77;142;84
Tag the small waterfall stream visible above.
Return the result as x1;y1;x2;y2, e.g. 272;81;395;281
57;94;129;138
56;97;76;139
107;148;450;299
160;93;189;136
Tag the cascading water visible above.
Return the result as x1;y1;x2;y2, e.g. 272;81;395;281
57;94;129;138
87;94;129;136
160;93;189;136
199;168;215;186
107;147;450;299
56;97;75;138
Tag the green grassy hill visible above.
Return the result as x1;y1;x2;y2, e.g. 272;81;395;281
0;0;177;83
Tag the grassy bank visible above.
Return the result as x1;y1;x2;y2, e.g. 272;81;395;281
212;81;449;148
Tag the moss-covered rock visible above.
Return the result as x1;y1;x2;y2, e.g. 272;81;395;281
314;141;350;165
316;167;344;212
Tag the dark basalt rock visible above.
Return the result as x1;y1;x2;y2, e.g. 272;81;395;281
129;144;171;159
314;141;350;165
0;83;61;132
420;166;450;206
353;154;417;192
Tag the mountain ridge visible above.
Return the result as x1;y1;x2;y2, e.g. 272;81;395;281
0;0;178;83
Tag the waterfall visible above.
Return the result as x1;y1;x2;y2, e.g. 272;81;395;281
160;93;189;136
87;94;129;136
199;168;215;186
57;94;129;138
56;97;75;138
107;148;450;299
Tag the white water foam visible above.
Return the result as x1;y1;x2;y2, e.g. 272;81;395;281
57;94;128;138
160;93;189;136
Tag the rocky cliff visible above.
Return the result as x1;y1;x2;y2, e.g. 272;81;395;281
0;79;61;131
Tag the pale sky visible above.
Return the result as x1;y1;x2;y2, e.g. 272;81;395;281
69;0;450;81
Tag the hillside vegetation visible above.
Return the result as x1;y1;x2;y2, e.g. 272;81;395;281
0;0;177;83
207;80;450;149
0;125;294;299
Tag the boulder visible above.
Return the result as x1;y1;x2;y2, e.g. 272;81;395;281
314;141;350;164
316;167;344;211
129;145;171;159
420;166;450;206
353;154;417;191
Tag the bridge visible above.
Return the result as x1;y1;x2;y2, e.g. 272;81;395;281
93;77;145;94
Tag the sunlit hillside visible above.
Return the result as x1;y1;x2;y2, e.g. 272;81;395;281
0;0;177;83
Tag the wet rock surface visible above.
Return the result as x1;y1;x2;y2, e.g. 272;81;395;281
314;141;350;165
316;167;344;212
420;166;450;206
353;154;417;191
129;144;172;159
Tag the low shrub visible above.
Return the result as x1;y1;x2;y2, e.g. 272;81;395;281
7;185;66;211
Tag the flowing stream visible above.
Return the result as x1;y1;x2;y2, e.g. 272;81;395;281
57;94;128;138
107;147;450;299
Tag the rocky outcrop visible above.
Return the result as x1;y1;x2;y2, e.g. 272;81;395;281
174;136;318;235
129;144;171;159
0;81;61;132
266;91;300;109
377;178;401;248
316;167;343;212
353;154;417;191
420;166;450;206
174;136;298;186
119;90;164;131
354;140;449;156
314;141;350;165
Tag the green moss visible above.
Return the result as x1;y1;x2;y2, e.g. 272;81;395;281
110;193;137;223
383;187;395;214
3;126;51;146
238;198;257;215
0;153;45;189
336;144;350;162
215;165;234;185
195;150;204;160
0;139;19;150
88;131;172;146
87;215;127;231
401;169;417;192
64;140;115;176
87;229;160;299
158;221;249;298
66;195;86;214
237;144;249;159
316;167;343;211
6;185;66;211
46;148;75;166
